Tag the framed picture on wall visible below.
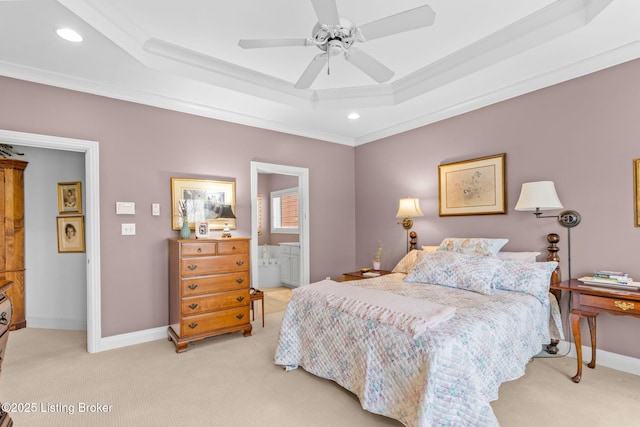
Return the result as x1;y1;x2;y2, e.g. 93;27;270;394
634;158;640;227
171;178;236;230
438;153;506;216
57;215;85;253
57;181;82;214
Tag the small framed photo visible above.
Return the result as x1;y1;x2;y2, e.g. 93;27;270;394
195;221;210;239
57;215;85;253
58;182;82;214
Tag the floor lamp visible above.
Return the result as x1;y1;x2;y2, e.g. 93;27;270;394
515;181;581;279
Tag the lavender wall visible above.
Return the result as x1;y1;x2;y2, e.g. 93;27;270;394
0;76;356;337
355;58;640;359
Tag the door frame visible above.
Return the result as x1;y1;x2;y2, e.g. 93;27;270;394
250;161;309;287
0;129;101;353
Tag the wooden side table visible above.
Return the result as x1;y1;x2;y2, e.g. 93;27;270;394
551;279;640;382
340;270;393;281
250;289;264;327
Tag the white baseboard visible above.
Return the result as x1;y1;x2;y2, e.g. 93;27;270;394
27;317;87;331
558;340;640;377
97;326;168;352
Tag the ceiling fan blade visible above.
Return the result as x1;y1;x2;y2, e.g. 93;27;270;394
345;48;394;83
294;53;327;89
238;38;311;49
358;5;436;41
310;0;340;25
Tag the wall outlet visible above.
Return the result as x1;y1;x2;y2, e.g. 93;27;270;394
152;203;160;216
121;223;136;235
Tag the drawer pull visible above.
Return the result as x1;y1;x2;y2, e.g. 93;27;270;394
614;301;635;311
188;323;198;329
188;303;198;310
197;248;202;253
236;278;244;285
236;260;244;266
236;296;245;302
188;284;198;290
187;264;198;271
0;312;7;325
232;246;237;251
236;314;244;320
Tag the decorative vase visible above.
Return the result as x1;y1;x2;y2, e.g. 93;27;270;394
180;220;191;239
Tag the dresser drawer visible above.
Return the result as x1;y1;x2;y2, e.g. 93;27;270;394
0;297;12;337
180;306;250;337
181;242;217;257
581;295;640;315
181;272;249;296
181;289;249;315
180;254;249;276
218;240;249;255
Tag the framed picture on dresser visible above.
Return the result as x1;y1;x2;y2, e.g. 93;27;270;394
634;158;640;227
171;178;236;231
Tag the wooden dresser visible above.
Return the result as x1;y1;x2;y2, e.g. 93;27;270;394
168;238;252;353
0;280;14;427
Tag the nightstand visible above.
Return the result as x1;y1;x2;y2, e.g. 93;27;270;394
340;270;393;281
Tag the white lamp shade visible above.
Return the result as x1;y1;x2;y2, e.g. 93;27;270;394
514;181;563;211
396;198;424;218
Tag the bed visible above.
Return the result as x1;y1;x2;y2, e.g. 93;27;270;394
274;238;563;427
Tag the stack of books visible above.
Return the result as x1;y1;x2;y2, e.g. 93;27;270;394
578;271;640;291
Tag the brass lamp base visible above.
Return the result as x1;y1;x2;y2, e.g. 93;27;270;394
398;217;413;230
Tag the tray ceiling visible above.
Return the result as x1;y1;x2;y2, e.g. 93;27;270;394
0;0;638;145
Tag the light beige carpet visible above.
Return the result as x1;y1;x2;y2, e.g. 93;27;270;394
262;286;292;315
1;311;639;426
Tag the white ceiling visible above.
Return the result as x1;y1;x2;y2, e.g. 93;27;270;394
1;0;639;146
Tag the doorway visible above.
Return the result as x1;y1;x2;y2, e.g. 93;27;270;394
0;129;101;353
250;162;309;289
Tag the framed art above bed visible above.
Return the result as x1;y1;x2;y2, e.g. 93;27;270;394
438;153;506;216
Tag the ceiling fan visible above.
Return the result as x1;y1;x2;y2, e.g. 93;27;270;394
238;0;435;89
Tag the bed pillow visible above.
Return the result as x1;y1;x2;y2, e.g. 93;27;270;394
404;251;502;295
496;252;541;263
392;249;422;274
421;245;439;253
493;260;558;303
438;237;508;257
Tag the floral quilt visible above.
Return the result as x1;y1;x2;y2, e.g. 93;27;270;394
274;273;562;427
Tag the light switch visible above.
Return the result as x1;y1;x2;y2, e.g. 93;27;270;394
152;203;160;216
116;202;135;215
121;223;136;235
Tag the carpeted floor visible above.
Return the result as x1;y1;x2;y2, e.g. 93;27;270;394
1;292;639;426
261;286;292;315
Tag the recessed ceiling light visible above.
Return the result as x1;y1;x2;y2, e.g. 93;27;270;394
56;28;83;43
347;113;360;120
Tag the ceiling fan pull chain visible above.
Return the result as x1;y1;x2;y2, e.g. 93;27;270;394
327;52;331;76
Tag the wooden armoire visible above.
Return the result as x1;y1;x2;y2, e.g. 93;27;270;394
0;159;27;330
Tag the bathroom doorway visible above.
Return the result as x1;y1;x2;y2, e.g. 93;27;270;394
250;162;309;289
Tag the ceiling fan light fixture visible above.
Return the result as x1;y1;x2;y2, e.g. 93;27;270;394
239;0;436;88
